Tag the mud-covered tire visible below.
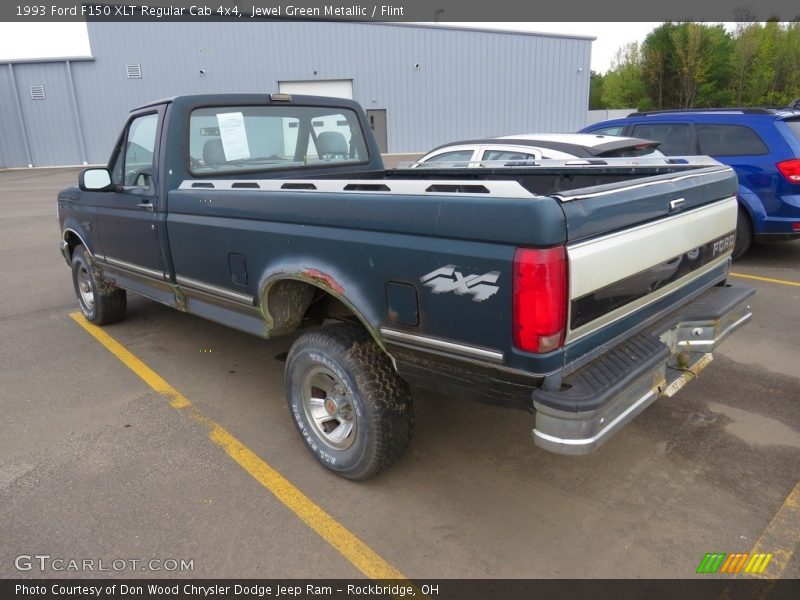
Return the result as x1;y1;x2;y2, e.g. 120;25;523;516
285;323;413;480
733;206;753;260
71;245;127;325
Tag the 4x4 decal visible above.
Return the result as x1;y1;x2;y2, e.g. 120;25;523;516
420;265;500;302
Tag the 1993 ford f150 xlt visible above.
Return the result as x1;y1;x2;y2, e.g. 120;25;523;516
58;94;754;479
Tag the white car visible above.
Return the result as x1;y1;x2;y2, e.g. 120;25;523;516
413;133;666;167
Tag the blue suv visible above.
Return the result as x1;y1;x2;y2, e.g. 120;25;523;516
581;106;800;258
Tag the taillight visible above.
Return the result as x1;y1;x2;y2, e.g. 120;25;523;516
776;159;800;183
513;247;568;353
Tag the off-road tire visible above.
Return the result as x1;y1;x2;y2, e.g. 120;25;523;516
71;245;127;325
285;323;413;480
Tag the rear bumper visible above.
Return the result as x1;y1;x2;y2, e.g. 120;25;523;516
754;232;800;243
532;284;755;455
754;208;800;240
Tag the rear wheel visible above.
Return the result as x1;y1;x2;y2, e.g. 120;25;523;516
285;323;413;480
71;245;127;325
732;206;753;260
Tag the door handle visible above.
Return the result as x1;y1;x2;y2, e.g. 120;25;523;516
137;201;154;212
669;198;685;211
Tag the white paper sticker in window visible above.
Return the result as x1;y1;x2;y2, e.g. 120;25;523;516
217;112;251;161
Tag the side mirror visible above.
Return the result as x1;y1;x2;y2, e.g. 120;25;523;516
79;168;113;191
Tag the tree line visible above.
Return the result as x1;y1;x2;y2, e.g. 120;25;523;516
590;21;800;111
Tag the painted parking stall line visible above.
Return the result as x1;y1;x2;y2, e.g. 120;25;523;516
730;272;800;288
68;311;412;583
717;482;800;600
742;481;800;580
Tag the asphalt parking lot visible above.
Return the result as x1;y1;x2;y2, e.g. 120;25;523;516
0;167;798;581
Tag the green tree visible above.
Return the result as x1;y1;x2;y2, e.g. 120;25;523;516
744;21;781;105
601;43;649;110
606;21;800;111
767;21;800;105
641;22;680;109
668;23;733;108
694;24;734;107
589;71;607;110
731;20;762;105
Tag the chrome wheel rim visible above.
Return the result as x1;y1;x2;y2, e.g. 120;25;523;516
301;366;356;450
77;264;95;310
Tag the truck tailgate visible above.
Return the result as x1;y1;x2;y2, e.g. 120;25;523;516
556;165;739;345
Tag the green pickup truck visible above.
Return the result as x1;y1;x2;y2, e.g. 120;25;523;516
58;93;754;479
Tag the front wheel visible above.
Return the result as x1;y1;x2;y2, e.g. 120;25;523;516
71;245;127;325
285;323;414;480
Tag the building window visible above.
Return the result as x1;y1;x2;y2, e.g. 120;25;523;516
30;85;45;100
126;64;142;79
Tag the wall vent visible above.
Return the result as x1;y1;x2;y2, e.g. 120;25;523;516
126;64;142;79
30;85;45;100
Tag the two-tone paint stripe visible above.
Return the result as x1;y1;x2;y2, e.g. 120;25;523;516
565;197;737;342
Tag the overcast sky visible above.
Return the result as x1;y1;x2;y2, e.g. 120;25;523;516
0;21;661;73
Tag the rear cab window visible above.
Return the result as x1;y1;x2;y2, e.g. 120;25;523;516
188;105;369;175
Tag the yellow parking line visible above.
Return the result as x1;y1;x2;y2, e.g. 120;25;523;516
69;312;407;581
743;481;800;580
730;272;800;288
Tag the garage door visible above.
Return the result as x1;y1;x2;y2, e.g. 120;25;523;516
278;79;354;99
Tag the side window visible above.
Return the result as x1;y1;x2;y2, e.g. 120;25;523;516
110;113;158;190
481;150;538;162
590;126;625;136
631;123;694;155
422;149;475;163
696;124;768;156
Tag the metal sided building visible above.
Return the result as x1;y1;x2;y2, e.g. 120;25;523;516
0;22;593;168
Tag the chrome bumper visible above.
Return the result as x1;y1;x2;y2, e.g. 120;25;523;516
532;284;754;455
60;240;71;265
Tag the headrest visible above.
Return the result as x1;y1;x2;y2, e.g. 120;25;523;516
203;139;227;166
316;131;348;157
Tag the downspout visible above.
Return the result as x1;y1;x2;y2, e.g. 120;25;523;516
8;63;34;168
65;60;89;165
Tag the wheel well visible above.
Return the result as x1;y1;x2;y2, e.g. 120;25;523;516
737;204;753;227
64;230;83;259
264;279;361;337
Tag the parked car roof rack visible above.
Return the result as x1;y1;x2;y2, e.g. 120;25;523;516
631;107;776;116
